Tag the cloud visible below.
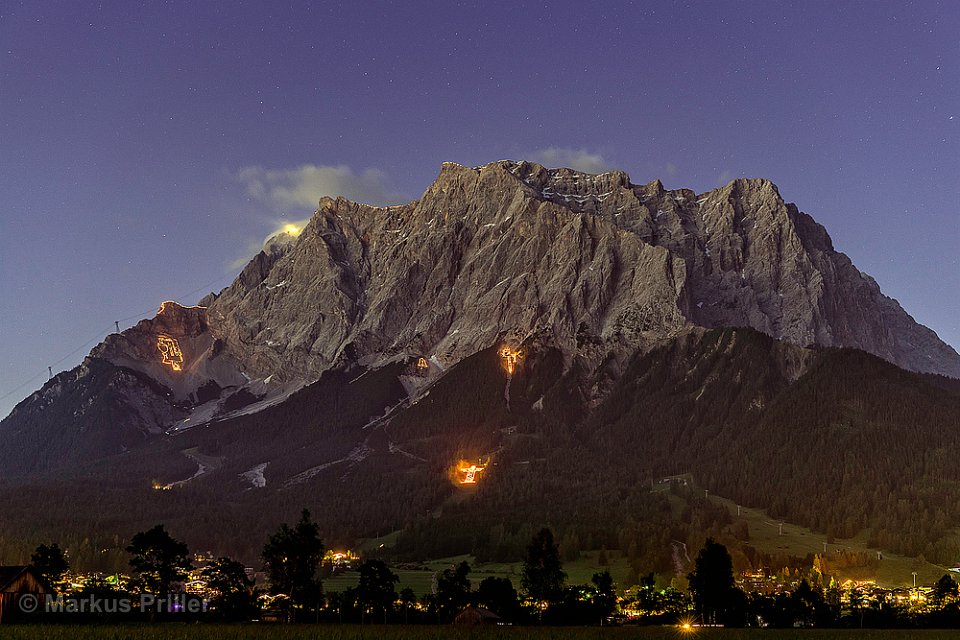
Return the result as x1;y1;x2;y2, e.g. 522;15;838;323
665;162;679;178
236;164;406;210
716;170;735;186
228;163;405;273
260;218;311;245
527;147;611;173
227;253;257;271
225;217;314;271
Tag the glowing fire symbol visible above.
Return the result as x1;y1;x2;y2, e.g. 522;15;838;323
457;460;487;485
499;347;523;375
157;300;206;315
157;336;184;372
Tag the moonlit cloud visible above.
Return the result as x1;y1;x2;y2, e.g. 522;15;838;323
236;164;407;210
716;170;735;186
225;217;314;271
261;218;310;245
229;164;407;271
527;147;611;173
227;253;258;271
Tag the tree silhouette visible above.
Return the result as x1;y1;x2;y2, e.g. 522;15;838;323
477;576;519;621
262;509;324;621
521;528;566;605
357;559;399;622
687;538;737;624
126;525;191;597
398;587;418;624
31;543;69;592
934;573;958;605
592;570;617;621
435;560;472;621
201;556;257;620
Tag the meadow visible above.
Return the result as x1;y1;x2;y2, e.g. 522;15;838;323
323;552;637;596
322;489;949;599
703;495;947;586
2;625;960;640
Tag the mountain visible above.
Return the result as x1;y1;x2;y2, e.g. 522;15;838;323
2;327;960;574
202;160;960;382
4;160;957;475
1;160;959;573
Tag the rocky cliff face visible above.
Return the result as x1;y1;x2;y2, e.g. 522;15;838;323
206;160;960;381
90;300;247;402
205;161;689;382
3;159;958;476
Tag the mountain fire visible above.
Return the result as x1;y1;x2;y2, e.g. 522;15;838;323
156;300;206;315
157;336;184;372
2;4;959;628
499;347;522;376
456;459;487;485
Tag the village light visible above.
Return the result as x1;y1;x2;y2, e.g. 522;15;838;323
677;616;698;633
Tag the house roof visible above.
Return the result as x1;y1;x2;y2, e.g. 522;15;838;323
0;566;29;591
453;605;501;622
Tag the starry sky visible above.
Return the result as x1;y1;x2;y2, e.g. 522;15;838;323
1;0;958;417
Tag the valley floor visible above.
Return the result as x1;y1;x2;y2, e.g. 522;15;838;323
1;625;960;640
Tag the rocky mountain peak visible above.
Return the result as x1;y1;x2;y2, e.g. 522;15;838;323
4;159;958;471
199;159;960;381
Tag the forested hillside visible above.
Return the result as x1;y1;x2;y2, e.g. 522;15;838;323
2;329;960;573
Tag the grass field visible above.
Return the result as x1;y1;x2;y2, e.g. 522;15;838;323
322;478;952;597
2;625;960;640
704;494;948;587
324;552;637;596
326;491;949;597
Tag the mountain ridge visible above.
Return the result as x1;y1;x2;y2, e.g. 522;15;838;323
2;159;958;477
5;327;960;574
203;159;960;382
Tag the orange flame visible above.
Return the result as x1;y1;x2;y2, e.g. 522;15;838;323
455;459;487;485
157;336;184;372
157;300;208;315
499;347;522;375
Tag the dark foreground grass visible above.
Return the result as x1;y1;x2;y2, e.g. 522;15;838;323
1;627;960;640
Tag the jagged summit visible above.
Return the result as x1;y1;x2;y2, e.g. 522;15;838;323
3;161;960;576
2;159;959;476
205;159;960;381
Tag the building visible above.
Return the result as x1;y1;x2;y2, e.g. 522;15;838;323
0;566;51;623
453;606;501;625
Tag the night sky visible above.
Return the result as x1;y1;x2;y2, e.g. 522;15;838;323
1;0;958;417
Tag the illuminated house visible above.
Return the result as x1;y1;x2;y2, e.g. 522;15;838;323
323;549;359;569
